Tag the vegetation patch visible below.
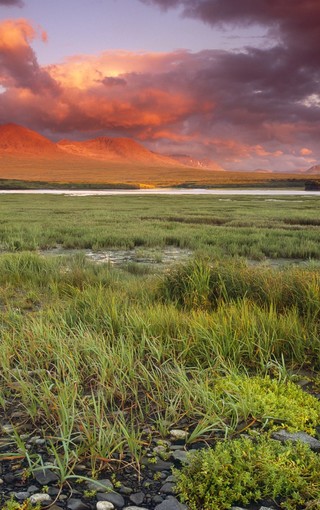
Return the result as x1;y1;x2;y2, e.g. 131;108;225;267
175;436;320;510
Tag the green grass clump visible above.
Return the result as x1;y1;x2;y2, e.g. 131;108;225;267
175;436;320;510
161;258;320;319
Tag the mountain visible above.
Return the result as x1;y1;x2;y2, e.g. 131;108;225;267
57;137;180;166
169;154;225;171
306;164;320;174
0;123;58;155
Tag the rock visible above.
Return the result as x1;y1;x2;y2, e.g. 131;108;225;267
97;503;115;510
155;496;188;510
271;430;320;451
30;493;52;504
129;492;144;505
97;492;125;508
231;507;247;510
120;485;132;495
169;430;188;441
160;483;176;495
141;457;173;472
0;478;4;484
67;499;90;510
86;478;114;492
171;450;188;463
27;485;39;494
164;475;176;483
13;492;30;501
124;507;149;510
34;468;59;485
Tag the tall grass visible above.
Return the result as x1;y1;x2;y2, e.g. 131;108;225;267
0;252;319;475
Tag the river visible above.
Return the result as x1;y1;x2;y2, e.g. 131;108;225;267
0;188;320;196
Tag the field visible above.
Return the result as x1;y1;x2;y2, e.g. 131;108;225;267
0;194;320;510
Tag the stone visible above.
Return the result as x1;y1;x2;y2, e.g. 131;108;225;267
160;483;176;495
155;496;188;510
67;499;90;510
29;493;52;504
141;457;173;472
271;430;320;451
169;430;188;440
171;450;188;463
124;508;149;510
86;478;114;492
27;485;39;494
97;492;125;508
13;492;30;501
96;503;115;510
34;468;59;485
129;492;144;505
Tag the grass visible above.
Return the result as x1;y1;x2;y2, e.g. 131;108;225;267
0;194;319;508
0;194;319;259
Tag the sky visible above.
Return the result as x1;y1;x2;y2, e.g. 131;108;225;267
0;0;319;172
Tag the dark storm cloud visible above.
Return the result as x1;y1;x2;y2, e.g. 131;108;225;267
0;0;24;6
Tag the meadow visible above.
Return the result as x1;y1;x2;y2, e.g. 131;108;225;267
0;194;320;510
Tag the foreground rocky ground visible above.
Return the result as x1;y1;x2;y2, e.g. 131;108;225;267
1;421;320;510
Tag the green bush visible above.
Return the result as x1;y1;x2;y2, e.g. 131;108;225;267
175;436;320;510
215;375;320;434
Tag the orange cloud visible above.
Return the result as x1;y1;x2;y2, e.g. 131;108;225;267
300;147;313;156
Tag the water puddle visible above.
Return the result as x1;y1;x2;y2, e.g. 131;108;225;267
39;246;193;267
247;257;320;269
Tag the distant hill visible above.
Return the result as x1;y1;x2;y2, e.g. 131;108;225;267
0;123;58;155
169;154;225;171
306;164;320;174
58;137;181;166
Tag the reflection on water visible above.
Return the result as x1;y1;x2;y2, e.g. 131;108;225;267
0;189;320;196
39;246;193;266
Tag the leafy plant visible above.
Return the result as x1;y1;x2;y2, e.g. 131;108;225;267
175;436;320;510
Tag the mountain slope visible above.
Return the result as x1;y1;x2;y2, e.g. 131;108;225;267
0;123;59;155
57;137;182;166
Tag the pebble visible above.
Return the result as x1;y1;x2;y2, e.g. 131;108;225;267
169;430;188;440
97;492;125;508
67;498;91;510
171;450;188;463
123;506;148;510
13;491;30;501
160;482;176;495
155;496;188;510
0;478;4;485
30;493;52;504
129;492;145;505
34;467;59;485
271;430;320;451
86;478;114;492
124;507;149;510
27;485;39;493
96;503;115;510
141;457;173;472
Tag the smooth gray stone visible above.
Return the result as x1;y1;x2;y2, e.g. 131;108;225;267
141;457;173;472
129;492;144;505
13;492;30;501
86;478;114;492
271;429;320;451
155;496;188;510
34;468;59;485
97;492;125;508
67;499;90;510
160;482;176;495
124;507;149;510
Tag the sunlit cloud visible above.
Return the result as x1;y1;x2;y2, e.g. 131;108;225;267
0;8;319;172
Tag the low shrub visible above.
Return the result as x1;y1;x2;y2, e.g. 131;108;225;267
175;436;320;510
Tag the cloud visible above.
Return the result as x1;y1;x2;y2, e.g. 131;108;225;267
0;11;319;172
0;0;24;6
0;19;59;94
